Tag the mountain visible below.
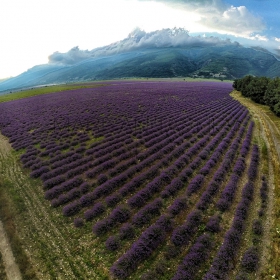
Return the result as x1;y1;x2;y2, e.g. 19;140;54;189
1;28;280;92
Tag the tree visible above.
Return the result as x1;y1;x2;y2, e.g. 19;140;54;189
248;76;269;104
234;75;280;117
233;75;254;97
264;77;280;113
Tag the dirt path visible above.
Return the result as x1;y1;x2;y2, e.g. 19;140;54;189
0;133;22;280
0;221;22;280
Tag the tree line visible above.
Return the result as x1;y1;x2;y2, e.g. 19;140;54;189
233;76;280;116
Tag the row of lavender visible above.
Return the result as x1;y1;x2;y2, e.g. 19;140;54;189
92;109;248;242
0;82;236;210
0;81;265;279
110;109;254;279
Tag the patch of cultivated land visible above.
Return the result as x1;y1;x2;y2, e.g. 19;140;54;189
0;81;278;279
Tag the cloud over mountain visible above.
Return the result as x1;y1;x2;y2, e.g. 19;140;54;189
2;25;280;92
48;28;238;65
48;47;92;65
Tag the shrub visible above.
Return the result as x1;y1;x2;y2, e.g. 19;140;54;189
171;210;202;246
252;220;263;235
79;182;90;194
260;180;268;203
179;167;193;182
74;218;84;228
197;192;212;211
80;192;97;207
162;178;184;197
105;193;122;208
110;224;166;279
168;197;187;216
105;236;121;251
186;175;204;196
119;223;135;240
110;205;131;224
30;166;49;178
216;198;230;212
84;202;105;221
132;198;162;227
233;157;246;176
43;175;66;190
241;247;259;272
206;215;221;233
172;233;213;280
62;200;81;217
93;220;112;236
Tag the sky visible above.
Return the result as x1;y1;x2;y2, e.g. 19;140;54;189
0;0;280;79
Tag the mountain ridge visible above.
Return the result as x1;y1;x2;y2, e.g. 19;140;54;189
1;28;280;92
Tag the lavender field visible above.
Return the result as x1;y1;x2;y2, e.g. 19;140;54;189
0;81;268;279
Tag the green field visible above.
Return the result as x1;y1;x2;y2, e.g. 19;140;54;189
0;83;106;103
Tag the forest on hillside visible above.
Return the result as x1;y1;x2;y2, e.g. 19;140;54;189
233;76;280;116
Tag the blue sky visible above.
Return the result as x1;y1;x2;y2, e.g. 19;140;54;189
0;0;280;79
224;0;280;38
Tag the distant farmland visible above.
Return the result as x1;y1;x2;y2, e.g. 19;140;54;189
0;81;277;279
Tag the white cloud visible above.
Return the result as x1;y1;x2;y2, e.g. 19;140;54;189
49;28;237;65
0;0;199;78
275;37;280;43
198;5;266;37
251;34;268;41
0;0;274;78
138;1;266;37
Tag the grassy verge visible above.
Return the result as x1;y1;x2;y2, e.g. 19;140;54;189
231;90;280;279
0;83;106;103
